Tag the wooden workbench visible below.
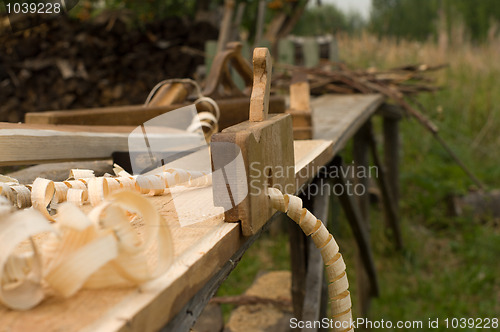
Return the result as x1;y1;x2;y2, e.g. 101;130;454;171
0;139;334;332
0;93;394;331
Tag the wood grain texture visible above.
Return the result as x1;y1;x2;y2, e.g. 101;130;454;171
0;140;333;332
0;125;198;166
211;113;295;235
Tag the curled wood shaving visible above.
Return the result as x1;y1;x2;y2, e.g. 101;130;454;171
53;182;70;204
10;185;32;209
31;178;55;221
0;190;174;310
0;208;56;310
0;175;19;184
268;188;353;329
66;188;88;206
68;169;95;180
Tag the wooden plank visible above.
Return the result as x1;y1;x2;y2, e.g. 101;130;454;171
0;139;333;332
294;140;333;192
312;94;385;153
0;122;136;133
6;161;114;183
24;97;286;131
0;126;201;166
25;104;179;126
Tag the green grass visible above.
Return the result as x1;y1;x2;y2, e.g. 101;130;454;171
216;37;500;330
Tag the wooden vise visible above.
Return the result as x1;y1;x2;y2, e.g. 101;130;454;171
211;48;295;236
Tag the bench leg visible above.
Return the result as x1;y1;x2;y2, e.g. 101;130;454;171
368;121;403;250
352;122;374;318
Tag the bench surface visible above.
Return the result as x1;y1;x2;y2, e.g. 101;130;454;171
312;93;384;151
0;93;384;331
0;139;333;332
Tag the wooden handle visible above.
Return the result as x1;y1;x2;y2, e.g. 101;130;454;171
249;48;272;122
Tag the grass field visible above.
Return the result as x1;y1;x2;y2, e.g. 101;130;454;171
217;34;500;330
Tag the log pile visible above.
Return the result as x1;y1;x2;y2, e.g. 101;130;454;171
0;12;217;122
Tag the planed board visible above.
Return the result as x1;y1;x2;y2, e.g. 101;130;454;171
24;97;286;131
0;124;202;166
0;139;335;332
312;93;384;153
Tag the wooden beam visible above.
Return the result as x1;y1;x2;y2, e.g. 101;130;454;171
25;97;286;131
0;124;201;166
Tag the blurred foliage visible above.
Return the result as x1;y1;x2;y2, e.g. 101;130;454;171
292;4;365;36
370;0;500;42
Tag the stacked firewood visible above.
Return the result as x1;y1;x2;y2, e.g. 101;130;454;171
0;12;217;122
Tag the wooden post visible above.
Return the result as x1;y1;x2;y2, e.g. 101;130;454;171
352;121;373;318
253;0;267;49
289;177;330;327
329;37;339;63
205;40;218;74
332;156;379;299
383;114;400;208
301;178;330;330
289;220;307;320
216;0;235;53
286;71;313;139
368;122;403;250
303;38;319;68
278;38;295;65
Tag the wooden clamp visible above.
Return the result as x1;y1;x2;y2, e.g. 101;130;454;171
211;48;295;236
286;71;313;139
